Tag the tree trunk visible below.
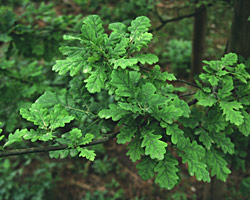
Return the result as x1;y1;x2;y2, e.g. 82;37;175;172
203;178;226;200
226;0;250;58
190;5;207;81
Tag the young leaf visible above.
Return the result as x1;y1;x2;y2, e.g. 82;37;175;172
141;130;167;160
128;16;152;52
78;148;96;161
196;91;217;107
126;135;144;162
195;129;213;150
116;125;136;144
187;160;210;182
52;47;86;76
154;156;179;190
111;58;138;70
134;53;159;65
211;133;235;154
239;111;250;136
4;129;27;147
49;105;74;130
206;149;231;182
221;53;237;66
136;157;157;180
110;70;140;97
20;104;49;130
85;67;106;93
218;76;234;99
164;123;184;145
219;101;244;126
98;104;129;121
81;15;105;45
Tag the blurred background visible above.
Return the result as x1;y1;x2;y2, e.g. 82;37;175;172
0;0;250;199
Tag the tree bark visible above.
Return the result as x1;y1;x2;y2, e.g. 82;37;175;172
226;0;250;58
190;5;207;81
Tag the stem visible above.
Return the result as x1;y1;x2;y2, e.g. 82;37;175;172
179;92;196;98
150;3;213;33
175;79;201;89
0;132;118;158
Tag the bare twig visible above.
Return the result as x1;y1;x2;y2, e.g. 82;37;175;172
0;132;118;158
179;92;196;98
175;79;201;89
188;99;198;106
150;3;213;32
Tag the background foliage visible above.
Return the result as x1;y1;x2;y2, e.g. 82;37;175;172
1;0;250;199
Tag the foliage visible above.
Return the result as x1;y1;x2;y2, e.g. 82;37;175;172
0;158;58;200
166;39;192;77
1;12;250;192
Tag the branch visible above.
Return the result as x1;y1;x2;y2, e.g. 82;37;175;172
188;98;198;106
179;92;196;98
0;132;118;158
150;3;213;32
175;79;201;89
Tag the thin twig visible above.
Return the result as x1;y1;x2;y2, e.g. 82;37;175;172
175;79;201;89
0;132;118;158
188;99;198;106
179;92;196;98
150;3;213;32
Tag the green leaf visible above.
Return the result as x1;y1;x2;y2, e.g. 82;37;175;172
110;70;140;97
177;138;205;163
195;129;213;150
112;38;129;57
81;15;105;45
78;148;96;161
219;101;244;126
126;135;144;162
239;111;250;136
136;157;157;180
111;58;138;69
109;22;128;37
196;91;217;107
187;160;210;182
80;133;94;145
203;107;228;133
141;130;167;160
211;133;235;154
85;67;106;93
118;102;141;113
218;76;234;99
128;16;152;52
172;98;190;118
98;104;129;121
164;123;184;145
20;104;49;130
49;105;74;130
154;156;179;190
150;65;176;82
52;47;86;76
4;129;27;147
134;53;159;65
128;16;151;36
206;149;231;181
153;105;183;124
221;53;237;66
116;125;136;144
208;75;219;86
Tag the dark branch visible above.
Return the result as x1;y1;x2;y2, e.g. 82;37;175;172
175;79;201;89
0;132;118;158
150;3;213;32
188;98;198;106
179;92;196;98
